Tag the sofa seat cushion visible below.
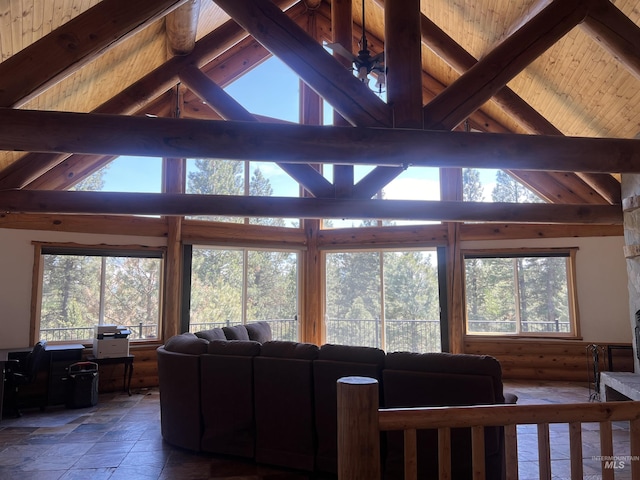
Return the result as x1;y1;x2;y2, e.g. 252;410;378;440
195;328;226;342
245;321;273;343
207;339;261;356
164;332;208;355
260;341;319;360
223;324;250;340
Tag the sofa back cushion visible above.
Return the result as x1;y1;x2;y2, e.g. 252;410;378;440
253;341;319;470
164;332;208;355
156;346;203;451
383;352;505;479
200;341;260;458
259;340;319;359
385;351;505;402
313;344;386;474
207;339;261;356
223;324;250;341
244;321;273;343
195;328;226;342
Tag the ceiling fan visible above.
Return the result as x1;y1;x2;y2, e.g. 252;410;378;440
325;0;386;93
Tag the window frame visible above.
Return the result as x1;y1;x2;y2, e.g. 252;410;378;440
31;242;166;345
462;247;580;339
182;243;303;341
322;246;446;352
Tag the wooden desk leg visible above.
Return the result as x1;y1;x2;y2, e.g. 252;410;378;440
126;361;133;396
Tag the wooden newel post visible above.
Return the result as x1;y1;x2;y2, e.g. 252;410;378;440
337;376;381;479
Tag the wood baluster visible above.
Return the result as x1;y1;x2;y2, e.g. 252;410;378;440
537;423;551;480
629;418;640;480
438;427;452;480
569;422;583;479
471;425;486;480
599;420;614;480
404;428;417;480
504;424;519;480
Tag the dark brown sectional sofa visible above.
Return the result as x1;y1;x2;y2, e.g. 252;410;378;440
156;322;515;479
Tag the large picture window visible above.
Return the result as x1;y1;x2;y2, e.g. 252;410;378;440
33;244;164;343
463;248;579;336
186;246;300;341
325;249;442;352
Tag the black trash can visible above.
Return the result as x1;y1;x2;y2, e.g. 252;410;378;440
65;361;99;408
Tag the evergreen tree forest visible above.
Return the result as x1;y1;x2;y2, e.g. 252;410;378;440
463;168;571;335
40;167;162;341
40;161;570;345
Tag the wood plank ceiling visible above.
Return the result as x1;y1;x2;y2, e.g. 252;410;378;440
0;0;638;222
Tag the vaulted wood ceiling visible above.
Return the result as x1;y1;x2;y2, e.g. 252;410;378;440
0;0;639;223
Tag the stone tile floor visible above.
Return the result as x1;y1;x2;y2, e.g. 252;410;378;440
0;380;635;479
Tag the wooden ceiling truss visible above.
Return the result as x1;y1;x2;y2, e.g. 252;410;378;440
0;0;639;224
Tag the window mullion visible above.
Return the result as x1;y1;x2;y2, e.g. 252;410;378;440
379;251;385;351
513;258;523;334
99;256;106;325
242;249;248;325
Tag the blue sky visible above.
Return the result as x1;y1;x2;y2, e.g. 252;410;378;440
98;56;499;203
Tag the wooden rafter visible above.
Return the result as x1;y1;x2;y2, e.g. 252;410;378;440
0;0;189;108
582;0;640;81
415;10;620;205
212;0;393;128
422;0;592;131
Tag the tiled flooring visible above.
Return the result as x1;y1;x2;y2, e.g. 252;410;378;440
0;380;634;479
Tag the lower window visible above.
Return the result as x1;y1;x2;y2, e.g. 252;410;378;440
33;244;164;343
463;248;579;336
185;246;300;341
324;249;442;352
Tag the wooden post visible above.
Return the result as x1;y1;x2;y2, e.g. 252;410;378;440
337;376;381;479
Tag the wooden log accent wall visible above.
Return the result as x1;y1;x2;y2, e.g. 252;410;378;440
90;345;160;393
464;338;633;383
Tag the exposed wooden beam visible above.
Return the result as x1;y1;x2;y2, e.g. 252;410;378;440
354;0;424;198
1;108;639;173
582;0;640;80
331;0;356;198
0;190;622;224
418;11;620;204
212;0;393;127
178;64;335;198
0;0;300;190
422;0;592;131
0;0;188;108
166;0;201;56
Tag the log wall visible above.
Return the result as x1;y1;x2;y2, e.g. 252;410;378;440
464;337;633;382
93;345;160;393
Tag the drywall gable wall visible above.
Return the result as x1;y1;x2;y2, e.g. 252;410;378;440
460;236;630;344
0;228;166;349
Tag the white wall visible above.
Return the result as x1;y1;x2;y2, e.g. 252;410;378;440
461;236;630;344
0;228;166;349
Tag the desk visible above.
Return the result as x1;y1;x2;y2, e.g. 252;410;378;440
87;355;134;395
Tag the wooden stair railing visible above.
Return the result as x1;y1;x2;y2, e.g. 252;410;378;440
337;376;640;480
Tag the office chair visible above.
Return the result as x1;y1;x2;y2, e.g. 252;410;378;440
3;340;47;417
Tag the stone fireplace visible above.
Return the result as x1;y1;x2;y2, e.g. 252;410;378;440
599;175;640;401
